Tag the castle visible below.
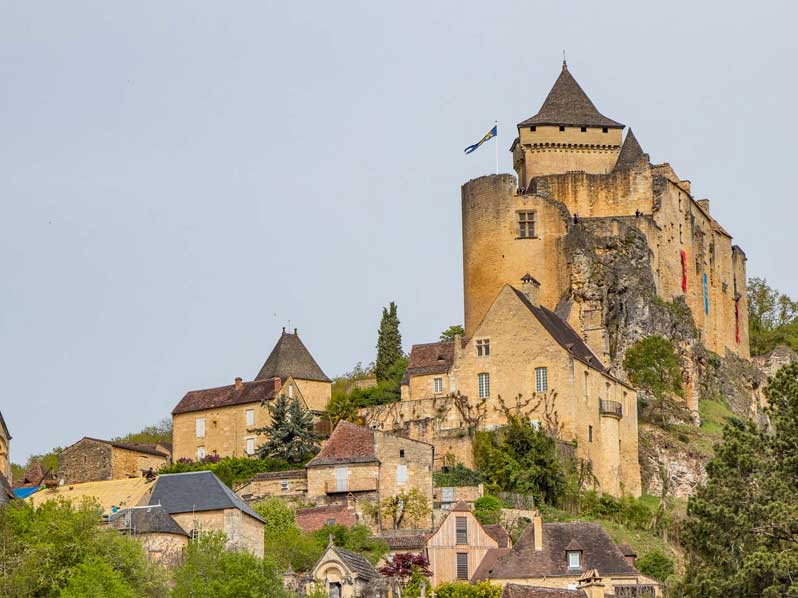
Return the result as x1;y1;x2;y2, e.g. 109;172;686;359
361;62;750;498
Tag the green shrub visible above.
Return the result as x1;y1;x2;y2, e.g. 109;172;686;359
473;495;502;525
433;464;484;487
636;550;675;581
159;456;297;487
435;580;502;597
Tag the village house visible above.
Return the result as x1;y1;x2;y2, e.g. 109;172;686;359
365;279;640;498
0;411;12;506
57;437;170;485
306;539;383;598
108;504;189;566
148;470;265;557
475;513;660;596
501;570;615;598
171;327;331;462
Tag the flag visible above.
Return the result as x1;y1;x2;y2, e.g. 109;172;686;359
464;124;497;154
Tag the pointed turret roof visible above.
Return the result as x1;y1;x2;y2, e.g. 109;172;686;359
614;129;648;170
519;62;623;129
255;328;330;383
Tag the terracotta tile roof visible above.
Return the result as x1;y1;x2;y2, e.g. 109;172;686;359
402;341;456;384
518;63;623;129
172;377;280;416
306;421;378;467
296;504;356;533
484;524;512;548
614;129;648;171
15;461;46;487
501;585;587;598
485;521;639;580
451;500;471;512
255;329;330;383
380;532;429;550
76;438;169;458
108;505;189;537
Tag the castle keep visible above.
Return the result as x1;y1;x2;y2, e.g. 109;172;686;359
364;62;751;498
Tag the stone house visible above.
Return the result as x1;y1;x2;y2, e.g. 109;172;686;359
308;540;382;598
108;504;189;566
476;514;660;596
148;470;264;557
171;327;331;462
57;437;170;485
0;411;12;505
367;280;640;497
305;421;434;531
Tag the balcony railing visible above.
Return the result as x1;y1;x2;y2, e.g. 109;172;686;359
325;478;378;494
614;585;657;598
599;399;623;418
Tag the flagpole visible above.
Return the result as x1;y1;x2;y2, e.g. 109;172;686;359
494;120;499;175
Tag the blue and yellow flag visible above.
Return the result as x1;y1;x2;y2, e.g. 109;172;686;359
464;125;497;154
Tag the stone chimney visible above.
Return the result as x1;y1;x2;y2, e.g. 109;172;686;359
234;377;243;390
697;199;710;214
273;376;282;391
521;273;541;307
533;511;543;551
577;569;606;598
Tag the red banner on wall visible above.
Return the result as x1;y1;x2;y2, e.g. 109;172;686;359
680;250;688;293
735;299;741;344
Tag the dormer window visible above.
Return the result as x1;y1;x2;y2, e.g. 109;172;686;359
567;550;582;570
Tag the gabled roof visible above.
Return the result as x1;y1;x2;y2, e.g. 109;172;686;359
472;548;512;582
614;129;648;171
501;585;587;598
306;421;378;467
172;377;281;416
402;340;456;384
484;524;512;548
328;545;378;581
108;505;189;537
484;521;639;580
509;287;609;374
255;329;330;383
63;437;169;458
518;63;623;129
149;471;265;523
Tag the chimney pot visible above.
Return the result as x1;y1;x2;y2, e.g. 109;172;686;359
282;326;286;334
234;377;243;390
294;327;298;335
521;274;542;307
273;377;282;391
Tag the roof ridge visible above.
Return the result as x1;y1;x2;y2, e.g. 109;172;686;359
255;330;331;383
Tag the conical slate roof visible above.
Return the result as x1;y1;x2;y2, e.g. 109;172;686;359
614;129;648;170
255;329;330;383
519;63;623;129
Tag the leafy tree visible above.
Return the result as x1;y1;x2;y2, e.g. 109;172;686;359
748;277;798;355
678;362;798;597
158;455;296;488
327;355;408;421
636;550;675;582
377;488;432;530
378;553;431;584
623;335;684;424
375;301;403;381
433;463;484;487
112;419;172;445
440;324;465;342
473;495;503;525
435;580;503;597
254;395;320;463
473;415;565;505
172;532;288;598
59;557;137;598
0;498;167;597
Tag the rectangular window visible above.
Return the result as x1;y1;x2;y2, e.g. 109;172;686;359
246;437;255;455
517;211;536;239
196;446;205;460
606;382;612;401
568;551;581;569
280;481;289;492
602;127;608;133
456;553;469;579
559;125;566;132
580;126;587;132
397;464;408;484
434;377;443;393
327;518;336;526
584;372;589;399
535;367;548;393
476;338;490;356
588;425;593;443
478;373;490;398
529;126;536;132
456;516;468;544
288;384;294;399
195;418;206;438
442;487;454;503
246;409;255;426
399;449;405;459
335;466;348;492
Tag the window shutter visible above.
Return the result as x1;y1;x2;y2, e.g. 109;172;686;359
456;516;468;544
456;553;469;579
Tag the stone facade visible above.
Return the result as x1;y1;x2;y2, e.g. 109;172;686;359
235;469;308;503
0;412;10;485
137;533;189;567
171;509;265;558
58;438;169;485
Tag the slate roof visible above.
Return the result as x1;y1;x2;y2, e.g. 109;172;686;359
172;377;281;416
472;548;512;582
402;340;456;384
381;533;429;550
149;471;265;523
108;505;189;537
331;545;378;581
306;421;378;467
614;129;648;171
501;584;587;598
255;329;330;383
484;524;512;548
484;521;639;580
510;287;610;375
518;63;623;129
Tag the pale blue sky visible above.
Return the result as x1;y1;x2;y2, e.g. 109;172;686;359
2;1;796;462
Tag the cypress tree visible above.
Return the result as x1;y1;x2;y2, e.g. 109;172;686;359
375;301;403;382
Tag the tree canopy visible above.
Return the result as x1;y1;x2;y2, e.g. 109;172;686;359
748;277;798;356
439;324;465;342
375;301;403;381
254;395;320;463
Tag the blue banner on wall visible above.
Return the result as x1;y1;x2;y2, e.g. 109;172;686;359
703;273;709;314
